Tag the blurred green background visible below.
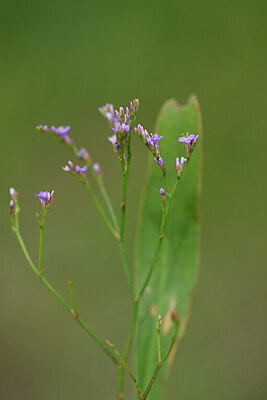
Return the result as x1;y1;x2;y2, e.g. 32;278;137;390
1;0;266;399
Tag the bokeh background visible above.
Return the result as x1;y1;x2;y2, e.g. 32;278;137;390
1;0;266;399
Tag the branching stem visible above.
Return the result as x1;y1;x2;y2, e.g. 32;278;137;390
14;230;118;365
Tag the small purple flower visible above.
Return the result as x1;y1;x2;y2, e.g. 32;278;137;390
9;187;17;199
99;103;117;124
176;157;187;178
51;125;72;145
35;190;54;209
108;135;120;155
99;103;114;116
92;163;101;175
74;165;88;175
51;125;71;136
68;161;74;169
159;188;165;197
154;156;166;173
178;133;198;155
151;133;164;147
9;199;14;212
77;147;91;163
112;121;130;137
192;135;199;147
37;125;50;133
63;161;87;176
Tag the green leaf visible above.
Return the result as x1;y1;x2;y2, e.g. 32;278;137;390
135;95;202;399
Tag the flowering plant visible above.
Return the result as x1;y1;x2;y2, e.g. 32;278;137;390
9;95;202;399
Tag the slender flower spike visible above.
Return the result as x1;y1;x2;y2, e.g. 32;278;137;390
178;133;198;156
130;98;140;115
77;147;91;164
35;190;54;211
135;124;164;157
176;157;187;178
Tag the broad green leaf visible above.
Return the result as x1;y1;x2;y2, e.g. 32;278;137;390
135;95;202;399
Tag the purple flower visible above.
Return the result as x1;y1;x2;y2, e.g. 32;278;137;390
75;165;88;175
192;135;199;147
108;135;120;154
99;103;117;124
77;147;91;163
178;133;198;155
9;199;14;212
51;125;71;136
35;190;54;208
9;187;17;199
37;125;50;133
51;125;72;145
112;121;130;137
92;163;101;175
151;133;164;146
159;188;165;197
154;156;166;173
135;125;162;157
176;157;187;178
63;161;88;176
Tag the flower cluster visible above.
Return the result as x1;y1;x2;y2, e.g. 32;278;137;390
135;124;166;173
177;133;199;156
37;125;73;145
99;98;139;159
63;161;88;177
35;190;54;211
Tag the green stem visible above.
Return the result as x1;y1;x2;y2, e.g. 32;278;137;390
82;180;117;237
119;157;127;243
14;230;118;365
118;178;181;398
98;180;119;232
118;299;139;397
119;242;135;297
106;340;144;400
157;320;162;363
143;319;179;399
88;164;119;233
138;178;179;300
38;209;47;274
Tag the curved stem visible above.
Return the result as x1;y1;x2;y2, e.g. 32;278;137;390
14;230;118;365
143;319;179;399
